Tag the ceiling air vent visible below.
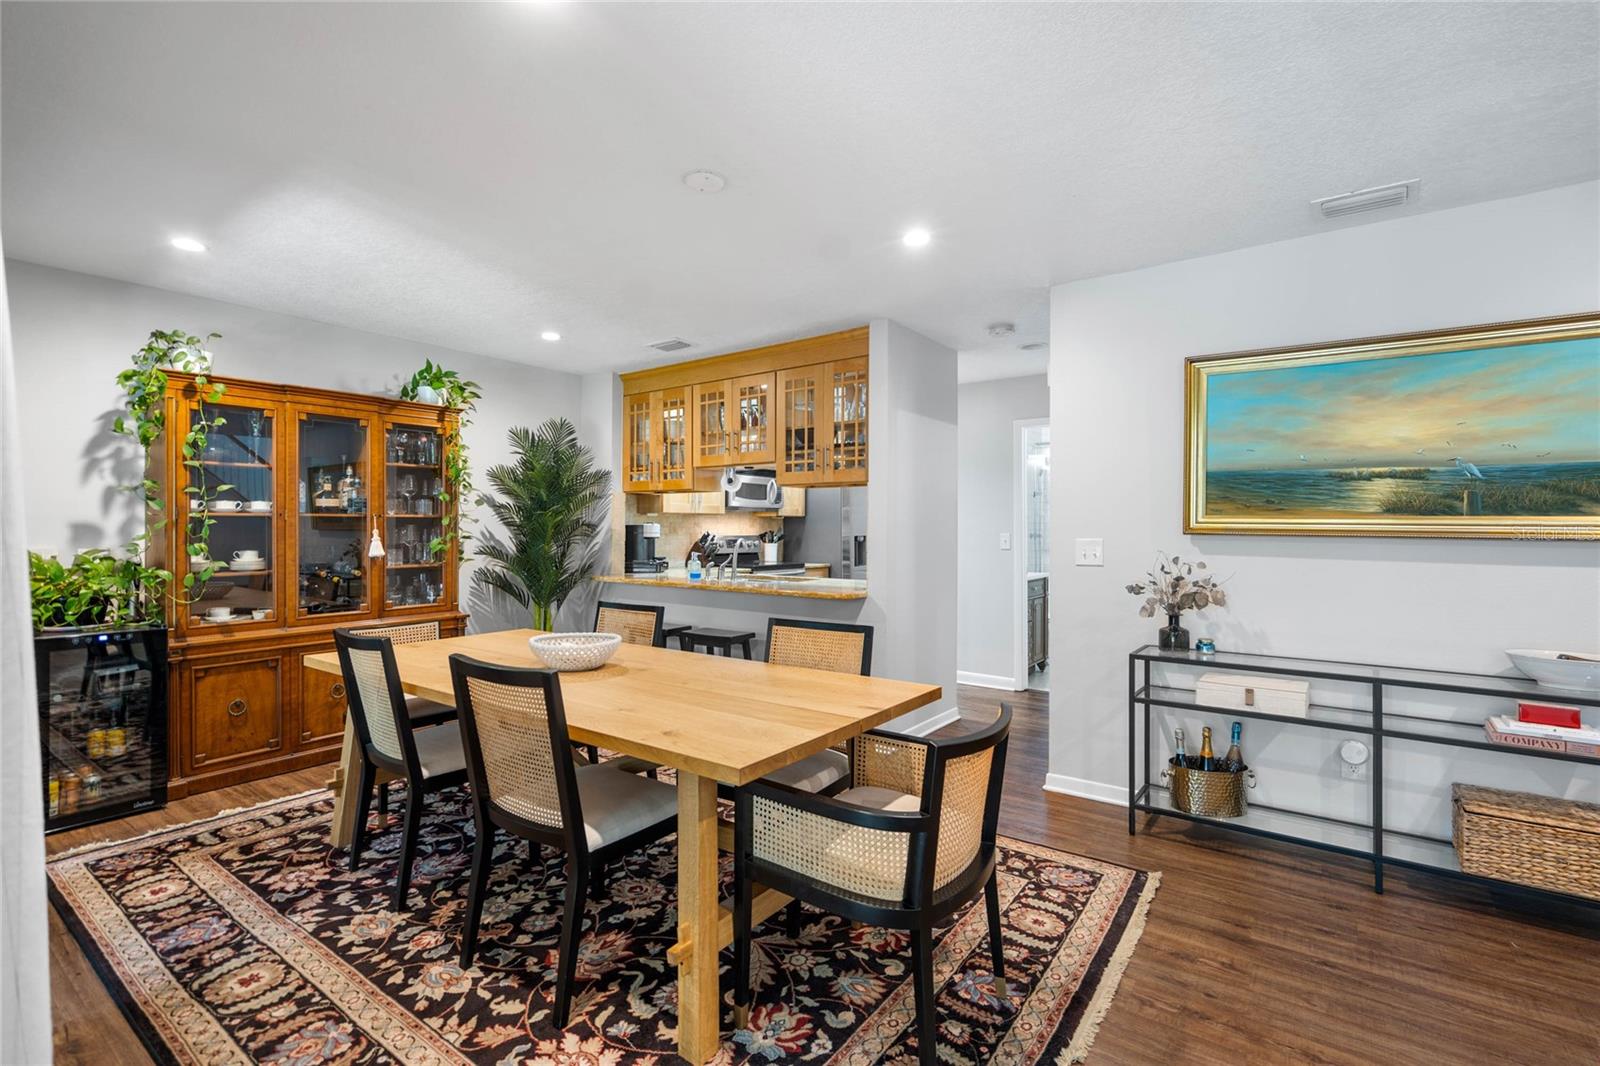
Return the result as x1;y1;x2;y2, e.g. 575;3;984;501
1312;179;1419;220
648;337;693;353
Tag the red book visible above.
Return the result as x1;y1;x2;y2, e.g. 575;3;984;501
1518;701;1583;729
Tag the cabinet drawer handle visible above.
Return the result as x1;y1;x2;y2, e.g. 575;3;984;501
330;682;346;700
228;698;248;718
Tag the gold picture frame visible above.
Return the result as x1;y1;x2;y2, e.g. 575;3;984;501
1184;312;1600;539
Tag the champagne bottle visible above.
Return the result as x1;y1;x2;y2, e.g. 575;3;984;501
1173;728;1187;769
1199;726;1217;771
1223;721;1244;771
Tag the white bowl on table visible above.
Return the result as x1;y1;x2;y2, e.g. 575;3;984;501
1506;649;1600;693
528;632;622;672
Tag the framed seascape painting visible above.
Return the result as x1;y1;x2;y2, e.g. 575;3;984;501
1185;313;1600;539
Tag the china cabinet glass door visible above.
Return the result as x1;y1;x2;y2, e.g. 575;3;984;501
692;380;730;469
383;420;447;608
185;400;278;630
292;410;372;622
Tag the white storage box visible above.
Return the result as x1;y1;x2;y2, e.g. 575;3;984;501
1196;672;1310;718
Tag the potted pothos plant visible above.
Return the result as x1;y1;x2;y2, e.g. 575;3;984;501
473;418;611;630
29;550;168;631
399;359;481;558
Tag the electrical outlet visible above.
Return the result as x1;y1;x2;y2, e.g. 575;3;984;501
1074;538;1104;566
999;533;1012;550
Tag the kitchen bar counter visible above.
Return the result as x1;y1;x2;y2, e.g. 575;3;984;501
595;567;867;601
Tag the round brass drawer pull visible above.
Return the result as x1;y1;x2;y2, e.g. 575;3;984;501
228;698;248;718
330;682;346;700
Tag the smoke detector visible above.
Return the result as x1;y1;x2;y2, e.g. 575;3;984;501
683;170;726;194
986;322;1016;339
1019;341;1047;351
1312;179;1419;220
648;337;694;353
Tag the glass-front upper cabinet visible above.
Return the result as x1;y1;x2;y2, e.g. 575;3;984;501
692;380;730;469
655;386;691;491
695;374;774;468
774;359;868;485
383;420;447;609
623;393;654;491
828;357;868;483
775;365;824;484
184;398;279;631
291;409;373;623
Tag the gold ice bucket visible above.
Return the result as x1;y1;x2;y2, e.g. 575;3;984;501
1161;760;1255;819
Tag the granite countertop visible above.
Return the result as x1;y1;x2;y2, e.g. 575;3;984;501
595;567;868;601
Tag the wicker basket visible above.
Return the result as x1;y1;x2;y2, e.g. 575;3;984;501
1161;760;1255;819
1452;784;1600;901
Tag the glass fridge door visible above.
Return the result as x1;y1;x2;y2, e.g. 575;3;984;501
38;627;168;833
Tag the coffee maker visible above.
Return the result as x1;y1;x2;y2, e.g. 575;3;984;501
624;522;668;573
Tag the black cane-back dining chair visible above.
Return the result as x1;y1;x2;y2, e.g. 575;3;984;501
734;705;1012;1066
757;618;874;795
448;654;679;1028
334;628;469;911
354;620;455;815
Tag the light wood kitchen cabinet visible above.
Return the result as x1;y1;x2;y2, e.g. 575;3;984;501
693;373;775;468
623;387;692;492
775;358;868;486
632;488;805;517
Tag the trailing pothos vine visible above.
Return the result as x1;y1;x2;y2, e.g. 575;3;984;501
399;359;481;558
113;329;229;603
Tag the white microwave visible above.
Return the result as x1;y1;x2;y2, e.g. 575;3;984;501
720;467;784;510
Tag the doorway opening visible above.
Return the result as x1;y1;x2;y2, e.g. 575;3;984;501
1013;420;1050;692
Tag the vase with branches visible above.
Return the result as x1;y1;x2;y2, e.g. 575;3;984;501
473;418;611;630
1125;552;1228;650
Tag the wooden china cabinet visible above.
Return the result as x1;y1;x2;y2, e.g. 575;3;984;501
150;372;465;797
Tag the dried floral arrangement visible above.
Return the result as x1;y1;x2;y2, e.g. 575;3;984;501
1126;552;1228;618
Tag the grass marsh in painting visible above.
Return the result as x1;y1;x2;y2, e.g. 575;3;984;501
1202;336;1600;518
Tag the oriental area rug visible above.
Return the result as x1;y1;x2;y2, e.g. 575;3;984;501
49;786;1157;1065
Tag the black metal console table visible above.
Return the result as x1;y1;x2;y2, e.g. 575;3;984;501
1128;645;1600;906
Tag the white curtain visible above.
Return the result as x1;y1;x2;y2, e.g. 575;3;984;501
0;249;53;1058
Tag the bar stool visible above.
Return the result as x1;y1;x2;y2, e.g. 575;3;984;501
682;627;755;658
662;622;693;650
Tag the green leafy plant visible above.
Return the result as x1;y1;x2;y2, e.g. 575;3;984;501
112;329;229;597
399;359;482;557
473;419;611;630
29;549;168;630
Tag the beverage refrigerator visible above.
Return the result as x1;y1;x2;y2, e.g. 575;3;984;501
36;625;169;833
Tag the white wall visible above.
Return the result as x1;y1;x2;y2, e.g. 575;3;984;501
6;260;585;632
1047;181;1600;828
957;374;1049;686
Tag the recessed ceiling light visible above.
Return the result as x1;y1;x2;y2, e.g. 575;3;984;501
987;322;1016;338
170;236;207;252
901;227;932;249
683;170;726;194
540;330;561;342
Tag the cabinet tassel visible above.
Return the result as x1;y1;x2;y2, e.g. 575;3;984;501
367;521;386;559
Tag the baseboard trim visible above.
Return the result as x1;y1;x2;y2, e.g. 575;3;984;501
1044;773;1128;807
957;670;1021;691
898;706;962;737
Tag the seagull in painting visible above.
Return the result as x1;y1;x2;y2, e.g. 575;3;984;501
1415;448;1426;455
1537;451;1552;458
1444;440;1452;447
1451;457;1484;480
1456;420;1468;426
1501;442;1518;449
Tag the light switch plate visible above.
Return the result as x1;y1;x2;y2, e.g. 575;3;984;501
1074;538;1104;566
999;533;1012;550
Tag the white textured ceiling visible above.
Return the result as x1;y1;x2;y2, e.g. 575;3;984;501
3;2;1596;377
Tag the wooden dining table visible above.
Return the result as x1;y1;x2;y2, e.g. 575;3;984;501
303;628;941;1064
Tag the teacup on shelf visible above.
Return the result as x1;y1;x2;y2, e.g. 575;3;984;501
232;550;262;563
251;608;271;621
211;500;242;512
204;607;231;622
248;500;272;512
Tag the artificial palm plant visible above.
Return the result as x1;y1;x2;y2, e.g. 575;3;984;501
473;419;611;629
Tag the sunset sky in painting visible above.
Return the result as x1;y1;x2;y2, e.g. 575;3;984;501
1205;337;1600;471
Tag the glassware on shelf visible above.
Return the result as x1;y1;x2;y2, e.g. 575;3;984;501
399;474;417;514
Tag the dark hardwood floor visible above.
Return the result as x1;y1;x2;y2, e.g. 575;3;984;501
47;685;1600;1065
